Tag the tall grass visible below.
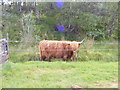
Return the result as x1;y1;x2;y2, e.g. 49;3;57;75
9;40;118;62
78;39;118;62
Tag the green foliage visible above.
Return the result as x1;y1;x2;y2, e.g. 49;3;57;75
2;12;22;41
1;2;118;41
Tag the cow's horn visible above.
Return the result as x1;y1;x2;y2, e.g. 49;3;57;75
79;38;85;44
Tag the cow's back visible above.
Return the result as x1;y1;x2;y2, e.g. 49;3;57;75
39;40;68;59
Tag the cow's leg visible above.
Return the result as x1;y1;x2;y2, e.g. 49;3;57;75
42;56;46;61
48;58;51;62
70;53;75;61
40;55;42;60
63;55;67;61
67;51;74;61
74;54;78;61
63;58;66;61
40;51;43;61
40;52;46;61
46;56;51;62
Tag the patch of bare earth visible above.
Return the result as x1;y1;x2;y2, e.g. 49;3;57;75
96;82;118;88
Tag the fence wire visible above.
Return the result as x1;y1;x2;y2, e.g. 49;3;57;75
9;49;119;52
1;40;118;52
8;40;119;44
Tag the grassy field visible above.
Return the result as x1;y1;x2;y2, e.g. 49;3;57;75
1;40;118;88
2;61;118;88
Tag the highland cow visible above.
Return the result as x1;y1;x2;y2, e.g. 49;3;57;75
39;39;84;62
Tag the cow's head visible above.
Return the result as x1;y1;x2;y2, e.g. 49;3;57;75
66;38;85;52
66;42;80;52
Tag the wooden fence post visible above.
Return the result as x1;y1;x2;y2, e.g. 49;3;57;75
0;33;9;64
6;33;9;55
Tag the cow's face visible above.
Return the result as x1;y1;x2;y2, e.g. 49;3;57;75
67;42;81;52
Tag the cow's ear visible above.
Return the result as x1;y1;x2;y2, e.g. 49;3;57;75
67;43;70;45
78;43;81;45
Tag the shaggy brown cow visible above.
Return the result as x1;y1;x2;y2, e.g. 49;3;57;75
39;39;84;62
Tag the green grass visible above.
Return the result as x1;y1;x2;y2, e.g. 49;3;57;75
77;40;118;62
9;40;118;62
2;40;118;88
2;61;118;88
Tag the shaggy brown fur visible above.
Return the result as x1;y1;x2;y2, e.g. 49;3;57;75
39;40;81;62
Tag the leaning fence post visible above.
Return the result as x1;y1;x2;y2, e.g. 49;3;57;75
6;33;9;60
0;33;9;64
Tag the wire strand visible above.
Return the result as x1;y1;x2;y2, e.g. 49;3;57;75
7;41;119;44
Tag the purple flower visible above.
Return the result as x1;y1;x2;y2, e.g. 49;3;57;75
57;25;65;32
56;0;64;9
